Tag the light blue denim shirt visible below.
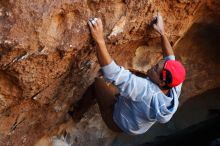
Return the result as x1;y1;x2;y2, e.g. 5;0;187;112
102;55;182;135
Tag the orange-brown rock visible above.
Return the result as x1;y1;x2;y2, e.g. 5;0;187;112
0;0;219;145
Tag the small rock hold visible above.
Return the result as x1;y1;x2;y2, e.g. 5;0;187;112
5;11;12;17
33;96;39;100
178;0;191;3
91;0;100;3
22;136;27;143
108;16;126;39
0;9;3;17
4;40;12;45
54;106;62;112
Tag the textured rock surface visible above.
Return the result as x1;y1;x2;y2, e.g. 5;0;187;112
0;0;219;145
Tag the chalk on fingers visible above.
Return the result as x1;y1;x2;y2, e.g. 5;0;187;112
88;21;93;28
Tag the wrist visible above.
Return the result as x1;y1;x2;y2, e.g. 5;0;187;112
159;30;165;36
96;38;105;45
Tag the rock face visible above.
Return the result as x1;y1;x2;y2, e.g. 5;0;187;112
0;0;219;145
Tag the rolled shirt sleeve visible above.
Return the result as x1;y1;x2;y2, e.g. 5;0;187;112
164;55;175;60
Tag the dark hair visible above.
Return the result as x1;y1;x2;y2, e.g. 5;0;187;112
160;69;172;90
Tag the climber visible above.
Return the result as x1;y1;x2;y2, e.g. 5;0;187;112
86;14;186;134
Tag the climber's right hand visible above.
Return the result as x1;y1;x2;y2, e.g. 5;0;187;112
88;18;105;44
152;13;165;36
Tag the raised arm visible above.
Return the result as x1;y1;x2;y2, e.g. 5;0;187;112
88;18;149;101
153;14;174;57
88;18;112;67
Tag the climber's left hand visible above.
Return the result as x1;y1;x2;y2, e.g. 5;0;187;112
88;18;104;44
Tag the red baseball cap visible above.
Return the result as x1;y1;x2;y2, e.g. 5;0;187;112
162;60;186;87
